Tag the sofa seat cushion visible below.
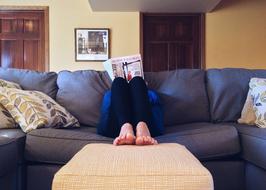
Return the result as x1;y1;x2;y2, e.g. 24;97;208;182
26;123;240;164
156;123;240;161
25;126;113;164
0;129;26;164
232;123;266;170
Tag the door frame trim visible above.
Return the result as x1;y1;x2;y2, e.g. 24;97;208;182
140;13;205;69
0;6;49;71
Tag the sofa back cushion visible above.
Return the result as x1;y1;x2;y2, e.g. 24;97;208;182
0;68;58;99
144;69;210;126
56;70;111;127
206;68;266;122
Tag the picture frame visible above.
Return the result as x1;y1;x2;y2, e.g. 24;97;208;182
75;28;110;61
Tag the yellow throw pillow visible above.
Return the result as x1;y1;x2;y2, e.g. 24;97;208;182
238;90;256;125
0;87;80;132
0;79;21;129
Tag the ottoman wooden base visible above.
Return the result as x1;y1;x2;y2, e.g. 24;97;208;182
52;143;213;190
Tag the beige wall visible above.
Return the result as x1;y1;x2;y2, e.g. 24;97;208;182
205;0;266;69
0;0;139;72
1;0;266;71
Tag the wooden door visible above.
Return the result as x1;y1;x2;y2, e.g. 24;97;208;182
141;13;204;72
0;9;48;71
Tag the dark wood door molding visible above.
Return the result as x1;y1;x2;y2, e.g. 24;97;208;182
0;6;49;71
140;13;205;72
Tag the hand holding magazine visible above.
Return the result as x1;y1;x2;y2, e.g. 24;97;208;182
103;54;144;82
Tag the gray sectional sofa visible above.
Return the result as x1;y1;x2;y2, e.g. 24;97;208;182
0;67;266;190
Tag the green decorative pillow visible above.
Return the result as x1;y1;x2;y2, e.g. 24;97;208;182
0;87;80;132
249;78;266;128
0;79;21;129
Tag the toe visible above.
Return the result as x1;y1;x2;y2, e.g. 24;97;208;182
136;137;143;145
121;134;126;140
126;133;135;144
143;136;148;144
126;133;134;140
146;136;152;144
113;137;119;145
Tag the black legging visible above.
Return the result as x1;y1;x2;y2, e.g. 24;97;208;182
104;76;153;137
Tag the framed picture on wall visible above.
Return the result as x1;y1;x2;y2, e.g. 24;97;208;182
75;28;110;61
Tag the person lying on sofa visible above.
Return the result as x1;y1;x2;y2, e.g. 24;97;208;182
97;76;164;146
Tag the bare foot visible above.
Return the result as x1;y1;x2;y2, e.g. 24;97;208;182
135;122;158;146
113;123;135;145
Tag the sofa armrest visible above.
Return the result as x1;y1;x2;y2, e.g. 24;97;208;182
233;123;266;170
0;137;18;177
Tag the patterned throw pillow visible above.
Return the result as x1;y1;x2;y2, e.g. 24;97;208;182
249;78;266;128
238;90;256;125
0;79;21;129
0;87;80;132
0;79;22;89
0;104;18;129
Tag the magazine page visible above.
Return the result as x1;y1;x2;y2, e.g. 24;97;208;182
103;54;144;82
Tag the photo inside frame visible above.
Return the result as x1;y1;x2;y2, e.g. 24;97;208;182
76;29;109;61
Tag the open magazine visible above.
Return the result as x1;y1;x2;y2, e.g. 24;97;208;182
103;54;144;82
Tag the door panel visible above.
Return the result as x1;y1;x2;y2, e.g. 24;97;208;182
24;40;40;70
169;44;194;69
1;19;19;33
141;13;204;72
144;43;168;72
146;21;171;41
0;9;48;71
1;40;23;68
24;19;39;34
172;18;194;41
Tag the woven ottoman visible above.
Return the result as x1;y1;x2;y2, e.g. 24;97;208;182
52;143;213;190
